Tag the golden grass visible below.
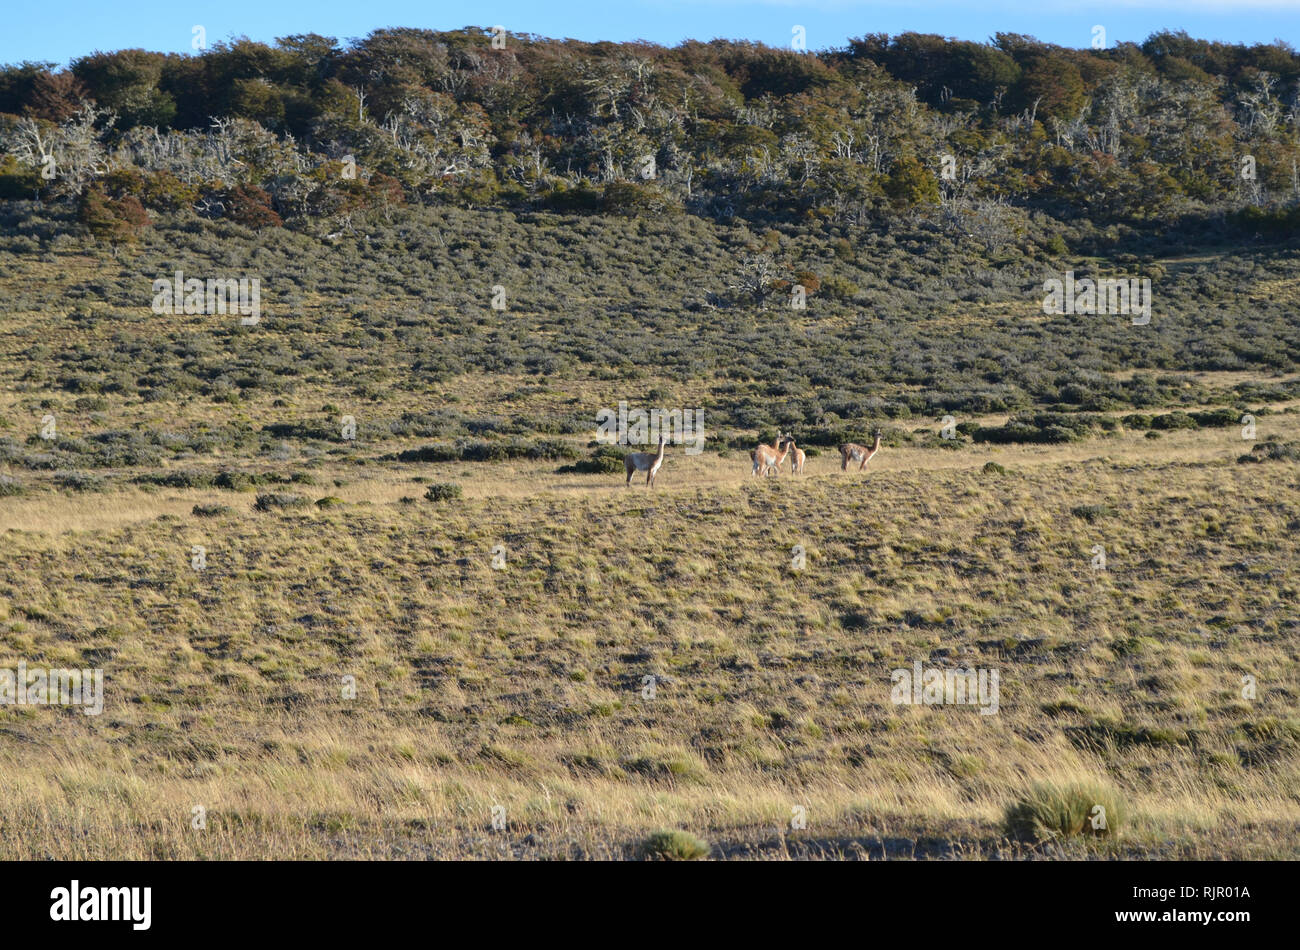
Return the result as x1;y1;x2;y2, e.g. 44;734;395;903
1;416;1298;858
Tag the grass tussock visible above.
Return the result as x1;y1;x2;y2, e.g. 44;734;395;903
1004;780;1128;842
639;830;712;861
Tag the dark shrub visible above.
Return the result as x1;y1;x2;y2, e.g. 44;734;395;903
54;471;104;491
424;483;462;502
253;492;308;511
135;470;215;489
215;471;257;492
1238;440;1300;464
398;444;462;463
1150;411;1197;431
192;503;232;517
559;448;625;474
1189;408;1244;428
973;413;1099;445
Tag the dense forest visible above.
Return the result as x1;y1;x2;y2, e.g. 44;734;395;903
1;27;1299;241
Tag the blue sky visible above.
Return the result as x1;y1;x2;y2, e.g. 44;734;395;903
4;1;1298;67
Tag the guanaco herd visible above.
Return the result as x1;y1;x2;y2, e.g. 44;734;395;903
624;430;882;487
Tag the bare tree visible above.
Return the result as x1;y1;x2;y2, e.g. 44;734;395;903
728;253;778;304
3;103;115;197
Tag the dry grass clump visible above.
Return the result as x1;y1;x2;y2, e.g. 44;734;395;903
1004;780;1128;841
639;830;711;861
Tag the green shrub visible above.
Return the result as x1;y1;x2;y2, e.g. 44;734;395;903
398;439;580;464
134;470;215;489
982;461;1007;475
1229;203;1300;236
1238;439;1300;463
424;483;463;502
192;503;232;517
529;440;583;461
883;155;939;207
398;444;462;463
558;446;625;474
602;181;681;217
215;471;257;492
542;181;602;212
54;471;104;492
1150;411;1197;431
141;170;200;211
459;441;510;463
973;413;1099;445
1121;414;1152;430
253;492;308;511
820;273;859;300
1189;408;1243;428
0;154;41;200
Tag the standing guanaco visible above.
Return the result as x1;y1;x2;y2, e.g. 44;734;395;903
624;436;667;488
838;430;882;472
786;439;806;474
751;433;792;476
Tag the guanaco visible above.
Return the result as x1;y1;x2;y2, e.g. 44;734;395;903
625;436;667;488
838;430;882;472
787;439;806;474
751;433;792;476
